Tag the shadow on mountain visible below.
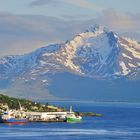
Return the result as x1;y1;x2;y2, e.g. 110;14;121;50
48;72;140;102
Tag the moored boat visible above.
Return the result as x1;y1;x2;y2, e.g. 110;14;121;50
66;114;82;123
66;106;82;123
1;110;28;124
1;102;28;124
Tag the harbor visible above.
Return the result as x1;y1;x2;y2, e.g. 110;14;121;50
0;94;102;124
0;105;82;124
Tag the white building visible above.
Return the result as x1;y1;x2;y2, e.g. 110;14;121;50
25;111;75;121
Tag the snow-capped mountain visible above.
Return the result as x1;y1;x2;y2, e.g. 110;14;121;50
1;25;140;80
1;25;140;100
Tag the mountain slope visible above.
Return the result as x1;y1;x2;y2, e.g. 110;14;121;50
0;25;140;100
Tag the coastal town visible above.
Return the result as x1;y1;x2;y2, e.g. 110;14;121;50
0;94;102;124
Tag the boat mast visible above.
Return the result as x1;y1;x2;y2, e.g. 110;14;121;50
70;106;73;112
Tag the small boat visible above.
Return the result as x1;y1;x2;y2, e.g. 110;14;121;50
66;106;82;123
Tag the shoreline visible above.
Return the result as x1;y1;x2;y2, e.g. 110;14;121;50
0;94;103;124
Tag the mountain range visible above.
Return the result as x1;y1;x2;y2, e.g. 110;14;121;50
0;25;140;102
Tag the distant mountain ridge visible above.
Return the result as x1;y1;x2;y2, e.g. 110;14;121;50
1;25;140;100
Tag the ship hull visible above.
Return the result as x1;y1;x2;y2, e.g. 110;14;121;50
66;117;82;123
2;118;28;124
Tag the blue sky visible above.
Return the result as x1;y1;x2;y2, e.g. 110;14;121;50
0;0;140;57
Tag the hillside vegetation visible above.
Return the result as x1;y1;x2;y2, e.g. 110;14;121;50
0;94;64;112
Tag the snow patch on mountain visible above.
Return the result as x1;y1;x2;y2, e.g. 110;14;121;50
128;63;137;68
119;61;130;75
122;53;132;60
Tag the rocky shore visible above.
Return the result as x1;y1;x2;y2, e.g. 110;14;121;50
76;112;103;117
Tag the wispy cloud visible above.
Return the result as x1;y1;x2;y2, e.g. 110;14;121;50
0;12;91;57
29;0;102;11
98;9;135;31
63;0;102;11
0;9;140;57
29;0;55;7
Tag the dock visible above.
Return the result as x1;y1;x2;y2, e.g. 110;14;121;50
29;119;66;123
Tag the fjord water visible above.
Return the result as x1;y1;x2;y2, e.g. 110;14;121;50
0;102;140;140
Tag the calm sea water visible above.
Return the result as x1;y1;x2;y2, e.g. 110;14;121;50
0;101;140;140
